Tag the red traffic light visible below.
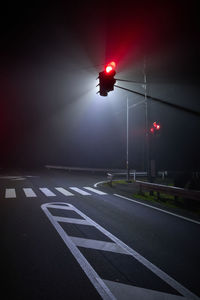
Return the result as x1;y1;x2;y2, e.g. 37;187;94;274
98;62;116;96
150;121;161;135
105;61;116;74
153;121;161;130
150;127;155;134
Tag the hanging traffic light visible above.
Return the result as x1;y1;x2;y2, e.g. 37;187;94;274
150;121;161;135
97;62;116;96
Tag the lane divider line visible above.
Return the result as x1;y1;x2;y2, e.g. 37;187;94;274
114;193;200;225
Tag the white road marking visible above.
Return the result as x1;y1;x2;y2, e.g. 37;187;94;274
5;188;16;198
84;187;107;195
114;194;200;225
23;188;37;198
103;280;186;300
55;187;74;196
0;176;25;180
70;237;129;254
69;187;91;196
41;202;115;300
94;180;109;188
54;216;90;225
41;202;199;300
39;188;56;197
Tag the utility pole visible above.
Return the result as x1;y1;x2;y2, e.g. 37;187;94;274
143;57;151;181
126;96;130;181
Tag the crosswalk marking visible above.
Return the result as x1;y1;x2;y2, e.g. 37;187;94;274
39;188;56;197
2;186;108;199
5;188;16;198
84;187;107;195
55;187;74;196
23;188;37;198
69;187;91;196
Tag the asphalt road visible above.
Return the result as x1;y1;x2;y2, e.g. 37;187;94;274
1;168;200;300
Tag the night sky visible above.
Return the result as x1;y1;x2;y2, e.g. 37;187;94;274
0;1;199;171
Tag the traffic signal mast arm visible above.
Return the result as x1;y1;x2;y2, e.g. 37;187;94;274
97;63;199;116
114;84;200;117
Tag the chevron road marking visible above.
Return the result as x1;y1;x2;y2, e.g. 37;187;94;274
41;202;199;300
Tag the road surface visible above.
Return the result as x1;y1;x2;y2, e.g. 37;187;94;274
1;168;199;299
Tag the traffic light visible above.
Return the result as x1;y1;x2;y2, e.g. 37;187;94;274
150;121;161;135
97;62;116;96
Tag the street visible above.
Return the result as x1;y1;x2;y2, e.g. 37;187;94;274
1;169;200;300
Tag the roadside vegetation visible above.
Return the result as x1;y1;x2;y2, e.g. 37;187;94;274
103;179;200;217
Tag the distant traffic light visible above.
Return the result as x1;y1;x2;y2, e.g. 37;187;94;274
97;62;116;96
150;121;161;135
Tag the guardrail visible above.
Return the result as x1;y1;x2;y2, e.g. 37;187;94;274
107;172;200;201
107;171;166;184
45;165;132;173
107;171;143;184
136;181;200;201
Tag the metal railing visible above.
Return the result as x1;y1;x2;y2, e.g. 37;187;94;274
107;171;147;185
136;181;200;202
107;172;200;201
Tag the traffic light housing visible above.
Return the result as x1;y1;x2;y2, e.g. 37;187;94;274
97;62;116;96
150;121;161;136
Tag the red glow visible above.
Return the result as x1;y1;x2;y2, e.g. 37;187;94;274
150;127;154;133
153;121;160;130
105;65;113;73
105;61;116;73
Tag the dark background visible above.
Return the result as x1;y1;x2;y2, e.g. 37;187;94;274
0;1;199;171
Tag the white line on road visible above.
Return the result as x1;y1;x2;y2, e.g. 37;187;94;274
42;202;115;300
84;187;107;195
69;236;129;254
23;188;37;198
53;216;90;225
114;193;200;225
69;187;91;196
39;188;56;197
94;180;109;188
5;188;16;198
42;202;199;300
103;280;186;300
55;187;74;196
